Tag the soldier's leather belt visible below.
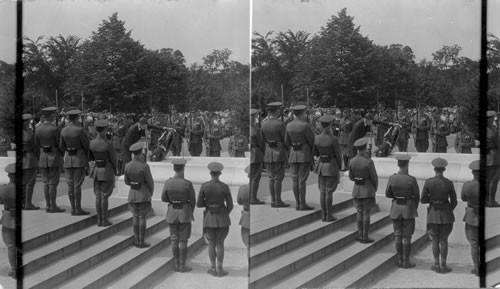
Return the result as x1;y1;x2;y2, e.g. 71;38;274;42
319;155;331;163
67;147;79;156
95;159;107;168
430;201;449;209
42;145;53;153
394;196;411;205
129;182;142;190
291;142;303;150
171;200;188;209
354;178;365;185
266;140;278;148
207;204;223;214
467;204;480;214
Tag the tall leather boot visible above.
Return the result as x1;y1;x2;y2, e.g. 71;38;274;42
439;240;452;273
324;194;336;222
50;186;65;213
74;189;89;215
356;213;363;243
402;241;416;268
298;190;313;211
207;244;217;276
101;197;112;226
95;196;102;226
172;244;180;272
138;215;150;248
216;243;227;277
133;216;140;247
362;214;374;243
268;180;276;207
69;191;76;215
24;187;39;210
320;194;326;221
274;182;289;207
395;237;403;267
179;242;192;272
44;185;51;212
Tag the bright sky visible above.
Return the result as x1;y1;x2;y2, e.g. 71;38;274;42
0;0;250;65
1;0;499;64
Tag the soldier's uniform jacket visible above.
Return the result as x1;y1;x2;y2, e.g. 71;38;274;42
197;180;233;228
35;122;63;168
313;132;342;177
124;159;154;203
461;179;479;226
385;173;420;219
421;176;457;224
60;122;90;168
260;117;288;163
188;122;204;144
250;123;264;164
455;130;475;153
415;118;430;140
0;182;15;229
205;123;224;152
237;184;250;229
433;121;450;148
285;118;315;163
339;118;352;146
229;134;249;156
161;177;196;224
348;155;378;198
0;134;11;154
487;126;500;166
89;135;118;181
23;128;39;169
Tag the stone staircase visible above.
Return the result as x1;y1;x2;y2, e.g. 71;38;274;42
249;195;429;289
487;233;500;287
21;196;205;289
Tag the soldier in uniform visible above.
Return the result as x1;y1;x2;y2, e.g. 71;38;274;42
0;128;11;156
22;114;40;210
349;138;378;243
35;107;65;213
0;163;16;278
161;159;196;272
421;158;457;273
348;113;392;159
313;114;342;221
286;105;315;210
432;120;450;153
486;111;500;207
197;162;233;277
385;155;420;268
461;160;479;275
187;119;204;157
338;110;352;170
89;119;118;227
250;109;265;204
395;116;411;152
454;122;475;154
414;115;430;153
205;113;224;157
60;110;91;215
124;142;154;248
168;115;185;156
237;165;250;247
261;102;290;208
228;126;248;158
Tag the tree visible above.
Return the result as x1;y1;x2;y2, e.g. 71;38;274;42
0;61;15;136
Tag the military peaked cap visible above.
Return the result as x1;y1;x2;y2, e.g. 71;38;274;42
250;108;259;116
353;138;368;149
487;111;497;118
22;114;32;121
318;115;335;124
67;109;82;116
291;105;307;111
172;159;187;167
208;162;224;172
468;160;479;171
94;119;109;128
5;163;15;174
431;158;448;168
244;165;250;174
129;142;143;154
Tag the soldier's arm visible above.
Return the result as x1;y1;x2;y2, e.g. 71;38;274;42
369;160;378;191
189;183;196;211
257;129;265;154
109;144;118;175
237;185;244;205
59;130;66;153
196;186;206;208
332;138;342;170
385;178;393;198
420;182;429;204
228;137;234;157
124;169;130;185
225;184;234;214
80;129;91;157
449;182;458;210
306;123;315;151
348;162;355;181
412;177;420;206
145;165;154;196
460;183;467;202
161;183;169;203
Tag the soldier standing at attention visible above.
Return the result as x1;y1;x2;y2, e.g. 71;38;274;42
461;160;480;276
161;159;196;272
286;104;315;211
197;162;233;277
250;108;265;205
385;155;419;268
35;107;65;213
187;120;204;157
89;120;118;227
313;114;342;221
22;114;40;210
228;126;248;158
60;110;91;215
0;163;16;278
237;165;250;247
261;102;290;208
486;111;500;207
124;142;154;248
0;128;11;156
349;138;378;243
454;122;475;154
338;110;352;170
421;158;457;274
414;113;430;153
205;113;224;157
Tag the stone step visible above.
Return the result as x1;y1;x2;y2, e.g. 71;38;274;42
23;211;133;275
250;206;359;268
487;234;500;251
23;199;129;252
249;211;391;289
250;195;353;245
106;236;206;289
24;216;168;289
318;230;428;289
487;268;500;287
487;246;500;273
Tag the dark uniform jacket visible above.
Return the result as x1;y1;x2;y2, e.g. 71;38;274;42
461;179;479;226
197;180;233;228
313;132;342;177
205;124;224;152
385;173;420;219
89;135;118;181
188;123;204;144
415;118;430;140
124;159;154;203
285;118;315;163
229;134;248;157
339;118;352;146
0;183;15;229
348;155;378;198
487;126;500;166
250;124;264;164
421;176;457;224
161;177;196;224
237;184;249;229
35;122;63;168
23;128;39;169
60;122;90;168
122;123;164;154
261;117;287;163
